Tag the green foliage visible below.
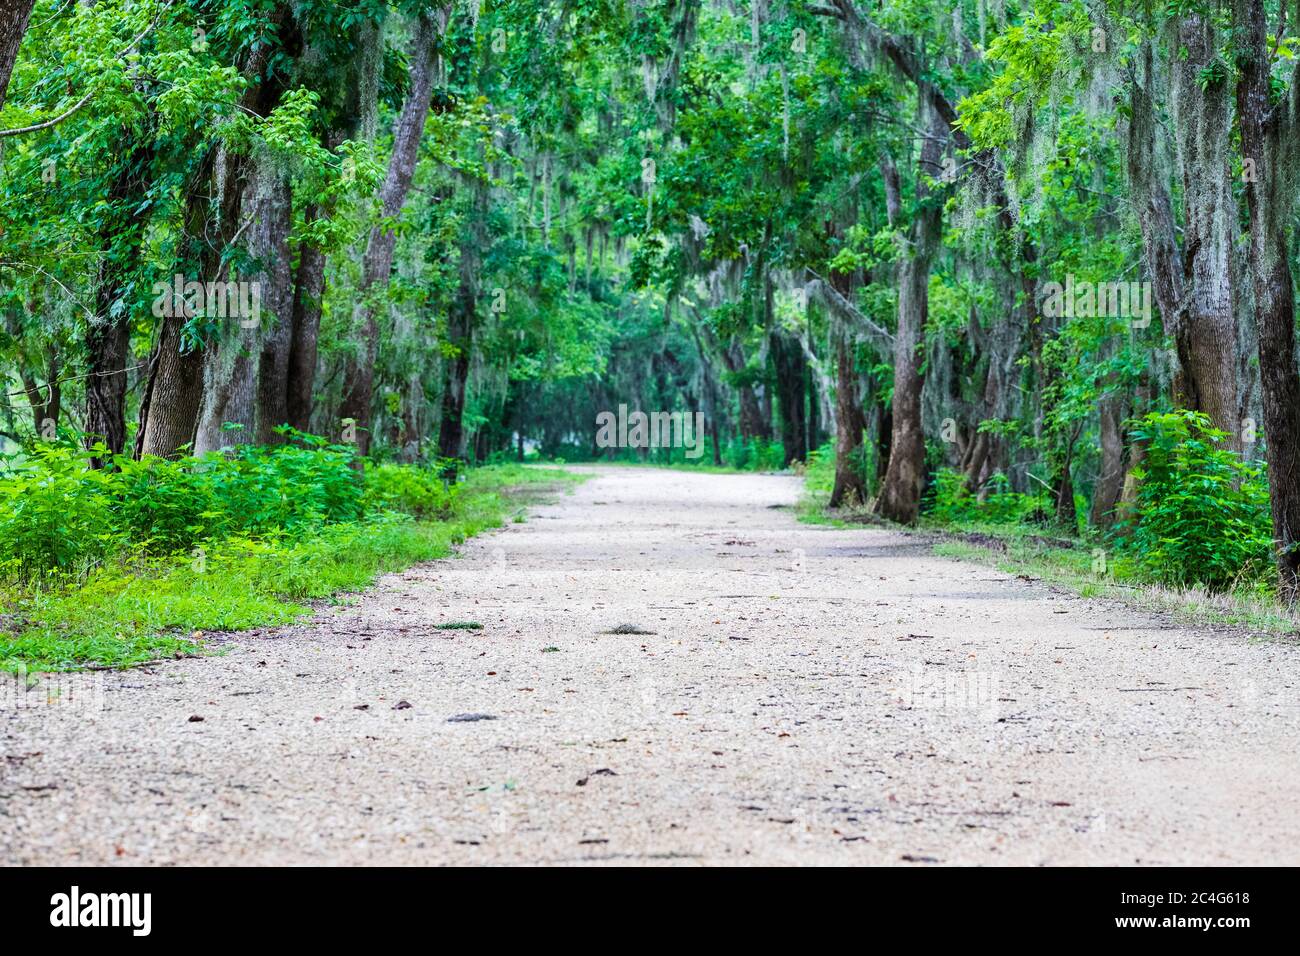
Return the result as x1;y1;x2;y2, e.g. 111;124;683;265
722;436;786;471
0;430;490;585
362;461;457;518
926;468;1047;526
1114;412;1273;591
802;442;837;499
0;513;480;672
0;436;367;579
0;456;582;671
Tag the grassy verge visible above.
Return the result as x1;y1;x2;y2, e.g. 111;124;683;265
0;463;585;672
928;528;1300;636
798;446;1299;637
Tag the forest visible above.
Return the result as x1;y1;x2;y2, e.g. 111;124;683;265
3;0;1300;653
9;0;1300;879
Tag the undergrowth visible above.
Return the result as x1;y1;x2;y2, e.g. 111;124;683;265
0;438;581;671
801;411;1288;624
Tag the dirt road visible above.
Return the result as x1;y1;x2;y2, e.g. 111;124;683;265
3;466;1298;865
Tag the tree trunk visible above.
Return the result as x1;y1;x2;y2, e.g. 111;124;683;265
286;206;326;431
85;318;131;462
194;167;293;451
1125;31;1240;438
284;21;385;435
136;313;207;458
20;351;59;434
400;373;422;461
1116;373;1152;527
0;0;33;111
1236;0;1300;599
436;172;488;461
339;7;448;456
136;21;284;458
437;279;475;460
193;333;257;454
252;173;295;444
1091;389;1126;528
770;328;808;467
85;133;155;466
877;103;944;524
1124;40;1185;379
689;323;725;466
874;400;892;487
1170;14;1241;447
1052;434;1078;530
829;326;867;507
721;340;769;440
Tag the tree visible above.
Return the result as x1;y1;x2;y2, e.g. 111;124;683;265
1235;0;1300;598
339;6;450;458
0;0;34;111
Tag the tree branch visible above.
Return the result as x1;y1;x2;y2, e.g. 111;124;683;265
805;269;894;356
814;0;971;151
0;14;161;138
0;86;94;138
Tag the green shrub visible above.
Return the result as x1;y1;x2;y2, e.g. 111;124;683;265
0;443;122;577
363;461;457;518
803;442;837;498
0;432;434;580
0;457;571;670
926;468;1044;526
723;436;786;471
1114;411;1273;591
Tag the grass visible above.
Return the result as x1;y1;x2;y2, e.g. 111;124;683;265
927;528;1300;636
0;463;585;672
798;442;1300;638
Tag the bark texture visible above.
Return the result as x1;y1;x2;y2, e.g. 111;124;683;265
721;340;770;440
1091;387;1126;529
1124;41;1185;375
0;0;34;111
284;19;386;432
252;172;295;444
437;172;489;460
1235;0;1300;599
286;208;326;431
192;161;293;453
436;258;477;460
136;23;284;458
1170;14;1240;447
1124;30;1241;440
137;146;245;458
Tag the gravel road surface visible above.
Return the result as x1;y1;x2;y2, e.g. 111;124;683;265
3;466;1298;865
